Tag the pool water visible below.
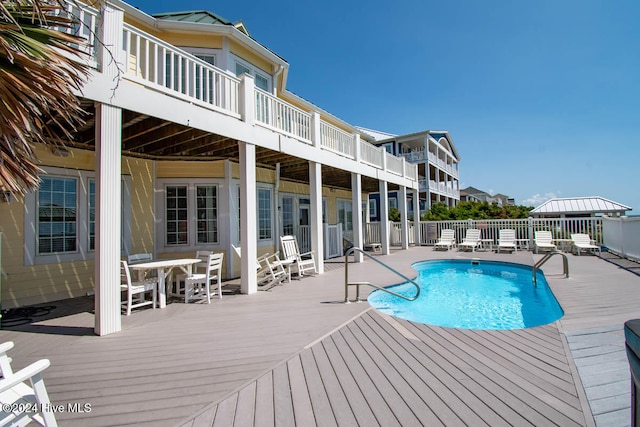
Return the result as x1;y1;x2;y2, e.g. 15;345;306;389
367;260;564;330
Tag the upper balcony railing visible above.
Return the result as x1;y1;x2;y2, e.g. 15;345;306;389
122;24;241;117
360;142;384;168
255;88;311;142
385;152;404;176
402;150;458;178
67;1;417;185
320;122;355;159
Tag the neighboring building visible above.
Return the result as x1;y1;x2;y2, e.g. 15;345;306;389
0;3;426;334
361;129;460;220
459;186;513;207
530;197;632;218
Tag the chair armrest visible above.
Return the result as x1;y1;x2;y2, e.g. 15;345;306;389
299;250;315;258
0;342;14;355
0;359;50;393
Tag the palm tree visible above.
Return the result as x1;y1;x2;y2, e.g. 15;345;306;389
0;0;91;196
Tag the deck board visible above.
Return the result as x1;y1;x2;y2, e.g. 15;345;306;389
2;248;640;426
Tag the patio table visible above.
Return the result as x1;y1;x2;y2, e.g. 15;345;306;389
131;258;201;308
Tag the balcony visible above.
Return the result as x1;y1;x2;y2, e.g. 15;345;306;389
64;2;418;188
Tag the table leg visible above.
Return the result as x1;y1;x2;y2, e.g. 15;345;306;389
158;267;167;308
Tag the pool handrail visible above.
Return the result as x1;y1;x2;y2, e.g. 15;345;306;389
532;251;569;285
344;247;420;303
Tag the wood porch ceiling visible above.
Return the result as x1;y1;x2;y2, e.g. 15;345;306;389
65;103;386;193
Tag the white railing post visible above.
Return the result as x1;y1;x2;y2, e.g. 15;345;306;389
311;111;321;148
528;217;534;248
353;133;361;162
98;2;124;79
240;73;255;125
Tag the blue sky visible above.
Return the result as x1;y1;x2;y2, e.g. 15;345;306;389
130;0;639;211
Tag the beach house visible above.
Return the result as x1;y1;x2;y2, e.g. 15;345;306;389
0;2;432;334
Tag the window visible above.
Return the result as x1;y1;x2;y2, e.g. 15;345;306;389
234;59;270;91
282;197;294;236
255;74;269;91
258;188;272;240
166;185;188;245
89;180;95;250
369;199;377;220
159;181;220;249
26;168;131;265
38;177;77;254
196;185;217;244
337;199;353;232
389;198;398;210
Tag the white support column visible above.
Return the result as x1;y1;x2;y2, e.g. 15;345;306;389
379;180;390;255
351;173;363;262
399;185;409;249
94;103;122;336
239;142;257;294
413;188;421;246
224;160;234;278
309;161;324;273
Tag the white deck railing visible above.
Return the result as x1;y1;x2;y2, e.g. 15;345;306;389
255;88;311;142
323;223;344;259
320;122;354;159
385;153;403;176
360;142;383;168
603;217;640;261
122;24;240;117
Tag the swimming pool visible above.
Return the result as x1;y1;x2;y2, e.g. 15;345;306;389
367;260;563;330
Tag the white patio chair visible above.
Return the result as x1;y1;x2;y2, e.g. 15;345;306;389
127;253;154;281
280;235;316;277
497;229;517;253
182;253;223;303
434;229;456;250
120;260;157;315
174;250;212;299
458;229;481;252
232;244;288;289
534;231;557;253
0;341;57;427
571;233;601;256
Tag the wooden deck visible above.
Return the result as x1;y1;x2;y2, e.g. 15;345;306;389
1;247;640;426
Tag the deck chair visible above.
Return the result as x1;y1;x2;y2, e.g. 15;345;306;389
497;229;517;253
232;244;288;289
120;260;157;315
434;229;456;250
534;231;557;254
127;253;154;281
280;235;317;277
458;229;481;252
0;342;58;427
183;253;224;303
571;233;601;256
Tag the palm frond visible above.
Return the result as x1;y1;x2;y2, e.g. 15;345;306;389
0;0;92;195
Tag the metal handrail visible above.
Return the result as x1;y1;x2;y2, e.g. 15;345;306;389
344;247;420;303
532;251;569;285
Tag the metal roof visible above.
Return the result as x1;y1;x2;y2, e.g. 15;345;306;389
153;10;232;25
531;196;631;215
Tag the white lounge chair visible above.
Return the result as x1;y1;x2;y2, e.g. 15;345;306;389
434;229;456;251
232;244;288;289
120;260;157;315
497;229;517;253
183;253;224;303
280;235;317;277
571;233;601;256
534;231;557;254
0;342;57;427
458;229;481;252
